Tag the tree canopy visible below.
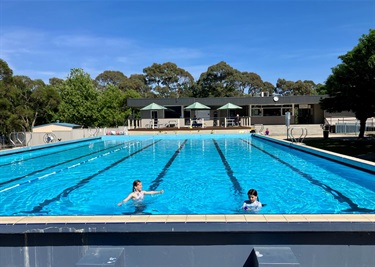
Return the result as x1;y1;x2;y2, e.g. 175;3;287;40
196;61;242;97
143;62;194;98
56;68;99;128
320;29;375;138
0;43;341;137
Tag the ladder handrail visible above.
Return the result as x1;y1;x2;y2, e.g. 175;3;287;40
26;132;32;146
290;127;308;143
8;131;27;147
16;132;26;146
254;124;264;134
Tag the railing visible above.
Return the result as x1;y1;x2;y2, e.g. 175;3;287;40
0;131;32;150
254;124;264;134
88;127;99;137
289;127;308;143
128;116;252;129
332;118;375;134
325;117;375;134
9;132;27;147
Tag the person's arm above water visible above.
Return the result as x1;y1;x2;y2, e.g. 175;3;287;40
117;192;135;206
144;189;164;195
243;201;262;212
242;201;249;210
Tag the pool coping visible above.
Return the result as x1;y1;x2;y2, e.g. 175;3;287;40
1;214;374;234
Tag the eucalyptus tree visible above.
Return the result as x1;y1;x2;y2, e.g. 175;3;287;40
95;70;128;91
276;79;318;96
320;29;375;138
31;83;61;126
0;59;16;134
56;68;99;127
0;64;60;134
262;81;276;95
275;78;295;96
196;61;239;97
9;76;60;131
143;62;194;98
49;77;65;88
292;80;317;95
241;72;264;96
315;83;327;95
12;76;40;131
0;59;13;82
97;84;128;127
125;74;153;98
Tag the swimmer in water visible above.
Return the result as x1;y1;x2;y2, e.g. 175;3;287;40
117;180;164;206
242;188;262;212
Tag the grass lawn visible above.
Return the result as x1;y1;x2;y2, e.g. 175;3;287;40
303;135;375;163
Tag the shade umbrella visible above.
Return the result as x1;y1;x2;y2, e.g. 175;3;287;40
184;102;211;110
184;102;211;128
217;103;242;126
217;103;242;110
141;103;167;128
141;103;168;111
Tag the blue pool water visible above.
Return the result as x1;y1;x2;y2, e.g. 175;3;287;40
0;134;374;216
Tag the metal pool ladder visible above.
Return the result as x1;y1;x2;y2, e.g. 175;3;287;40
289;127;308;143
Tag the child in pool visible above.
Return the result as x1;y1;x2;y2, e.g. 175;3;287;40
242;188;262;212
117;180;164;206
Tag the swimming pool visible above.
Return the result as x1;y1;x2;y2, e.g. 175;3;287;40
0;134;374;216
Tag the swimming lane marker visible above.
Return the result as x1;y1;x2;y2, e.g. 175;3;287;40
0;142;135;193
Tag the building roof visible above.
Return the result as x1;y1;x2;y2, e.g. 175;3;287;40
33;122;81;129
127;95;327;108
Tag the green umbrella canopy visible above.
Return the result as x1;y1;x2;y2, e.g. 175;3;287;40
184;102;211;110
217;103;242;110
140;103;167;110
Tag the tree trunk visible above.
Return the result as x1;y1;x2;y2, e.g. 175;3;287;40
358;118;366;138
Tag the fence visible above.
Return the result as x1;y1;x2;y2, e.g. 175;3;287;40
334;117;375;134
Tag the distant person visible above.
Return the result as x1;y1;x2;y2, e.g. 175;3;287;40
242;189;262;212
117;180;164;206
265;128;270;135
214;111;218;126
235;114;241;126
192;115;202;127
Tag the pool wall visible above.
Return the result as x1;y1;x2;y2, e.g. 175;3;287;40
253;134;375;174
1;135;375;267
0;214;374;267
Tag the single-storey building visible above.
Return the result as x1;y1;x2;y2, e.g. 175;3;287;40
127;95;334;128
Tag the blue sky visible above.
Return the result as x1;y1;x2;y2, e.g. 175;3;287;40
1;0;374;86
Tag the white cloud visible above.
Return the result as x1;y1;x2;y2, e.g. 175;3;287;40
52;35;133;49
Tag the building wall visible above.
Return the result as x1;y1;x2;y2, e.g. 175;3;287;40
129;96;329;126
32;125;73;133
